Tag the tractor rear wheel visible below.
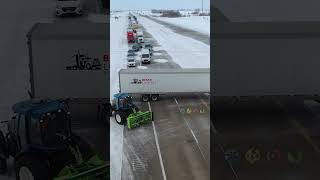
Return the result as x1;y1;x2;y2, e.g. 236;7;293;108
0;158;6;174
115;111;126;125
0;131;7;174
15;155;50;180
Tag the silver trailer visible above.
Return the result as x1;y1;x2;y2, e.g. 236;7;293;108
27;22;109;122
213;22;320;98
119;68;210;101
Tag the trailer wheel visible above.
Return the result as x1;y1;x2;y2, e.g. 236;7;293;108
151;94;159;101
15;155;50;180
115;111;126;125
142;95;150;102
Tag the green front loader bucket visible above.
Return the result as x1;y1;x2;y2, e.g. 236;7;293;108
127;111;153;129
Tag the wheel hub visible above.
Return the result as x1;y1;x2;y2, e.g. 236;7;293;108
115;114;122;123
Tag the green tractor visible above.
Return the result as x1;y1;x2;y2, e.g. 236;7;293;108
0;100;109;180
111;93;153;128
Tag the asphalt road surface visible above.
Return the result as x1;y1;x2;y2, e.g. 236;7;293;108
212;98;320;180
118;94;210;180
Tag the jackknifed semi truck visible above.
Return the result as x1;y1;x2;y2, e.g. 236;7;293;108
111;68;210;127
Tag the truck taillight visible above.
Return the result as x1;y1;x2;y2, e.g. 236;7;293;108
103;54;109;62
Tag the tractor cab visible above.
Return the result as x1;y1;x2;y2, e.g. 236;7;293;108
112;93;153;128
113;93;135;111
9;100;71;153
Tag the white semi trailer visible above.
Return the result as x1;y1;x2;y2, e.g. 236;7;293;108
119;68;210;101
27;22;109;123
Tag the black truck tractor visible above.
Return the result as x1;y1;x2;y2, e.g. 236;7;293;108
0;100;108;180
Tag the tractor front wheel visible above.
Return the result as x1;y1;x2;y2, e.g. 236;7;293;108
115;111;127;125
15;155;50;180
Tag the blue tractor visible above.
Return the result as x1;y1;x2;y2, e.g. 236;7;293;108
112;93;139;125
0;100;108;180
111;93;153;128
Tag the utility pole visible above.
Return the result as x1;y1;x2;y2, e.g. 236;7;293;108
202;0;203;13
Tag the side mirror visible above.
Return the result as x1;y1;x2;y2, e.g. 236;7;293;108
11;116;16;120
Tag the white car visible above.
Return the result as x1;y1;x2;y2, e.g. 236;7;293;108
141;48;151;64
127;56;136;67
56;0;83;17
137;35;144;43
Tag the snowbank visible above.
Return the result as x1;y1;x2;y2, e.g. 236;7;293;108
110;12;129;97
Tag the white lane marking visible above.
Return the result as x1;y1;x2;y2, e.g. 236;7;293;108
198;96;218;134
174;98;199;144
148;102;167;180
174;97;206;161
198;95;240;180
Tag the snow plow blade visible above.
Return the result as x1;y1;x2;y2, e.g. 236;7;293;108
127;111;153;129
54;155;109;180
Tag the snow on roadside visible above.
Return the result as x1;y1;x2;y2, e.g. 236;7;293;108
110;12;129;97
139;16;210;68
110;12;128;180
156;16;210;36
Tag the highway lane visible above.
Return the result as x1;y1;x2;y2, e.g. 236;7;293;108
150;95;210;180
212;99;320;180
118;94;210;180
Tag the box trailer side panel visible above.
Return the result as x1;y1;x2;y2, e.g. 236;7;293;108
30;39;109;99
213;23;320;97
119;69;210;94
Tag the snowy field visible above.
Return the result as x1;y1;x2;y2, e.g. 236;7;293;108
138;15;210;68
155;16;210;36
143;10;210;35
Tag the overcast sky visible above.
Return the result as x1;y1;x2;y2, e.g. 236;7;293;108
111;0;210;10
215;0;320;21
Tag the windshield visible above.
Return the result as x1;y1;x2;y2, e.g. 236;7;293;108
142;54;149;58
128;59;134;62
34;110;70;147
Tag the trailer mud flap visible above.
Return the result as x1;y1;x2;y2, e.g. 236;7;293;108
127;111;153;129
